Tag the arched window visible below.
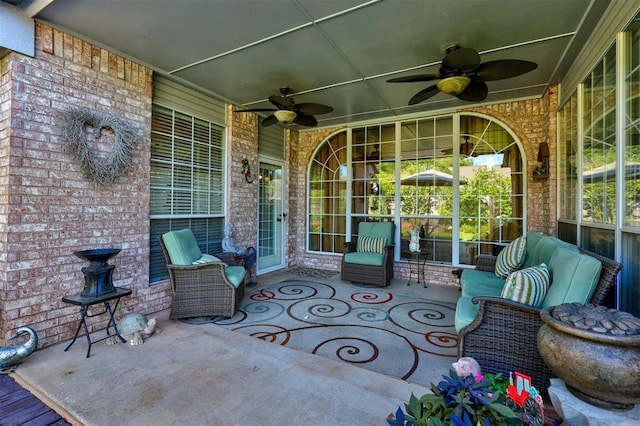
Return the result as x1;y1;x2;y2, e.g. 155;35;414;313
308;132;348;252
307;114;525;266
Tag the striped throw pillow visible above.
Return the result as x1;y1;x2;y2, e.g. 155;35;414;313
500;263;550;306
494;235;527;278
357;236;386;254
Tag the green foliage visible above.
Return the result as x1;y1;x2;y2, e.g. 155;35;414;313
459;167;512;222
386;370;518;426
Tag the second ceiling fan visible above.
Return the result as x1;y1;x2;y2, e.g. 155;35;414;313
236;88;333;127
387;45;537;105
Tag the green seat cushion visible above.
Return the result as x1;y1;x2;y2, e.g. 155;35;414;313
501;263;550;307
494;235;527;278
460;269;506;298
224;265;246;288
455;296;480;332
344;252;385;266
542;248;601;308
162;229;203;265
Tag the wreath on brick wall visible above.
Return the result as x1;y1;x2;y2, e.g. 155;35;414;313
61;107;140;186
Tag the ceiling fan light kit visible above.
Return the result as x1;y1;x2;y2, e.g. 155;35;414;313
274;109;297;123
387;45;537;105
437;76;470;95
234;87;332;128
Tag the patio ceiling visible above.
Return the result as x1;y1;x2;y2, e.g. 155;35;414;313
16;0;611;128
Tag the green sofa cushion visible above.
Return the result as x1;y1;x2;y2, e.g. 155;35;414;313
224;265;246;288
455;296;480;332
460;269;506;298
522;232;577;269
542;247;601;308
344;252;385;266
162;229;203;265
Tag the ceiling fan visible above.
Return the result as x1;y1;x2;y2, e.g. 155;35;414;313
387;45;537;104
234;88;333;127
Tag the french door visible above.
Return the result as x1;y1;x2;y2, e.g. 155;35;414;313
257;159;285;274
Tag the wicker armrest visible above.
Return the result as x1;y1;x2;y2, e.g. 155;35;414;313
385;244;395;258
475;254;497;272
166;260;225;270
579;248;622;305
458;296;552;391
164;260;229;289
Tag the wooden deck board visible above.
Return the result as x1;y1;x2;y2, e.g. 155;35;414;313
0;374;71;426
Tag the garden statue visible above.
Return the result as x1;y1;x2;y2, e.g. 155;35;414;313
106;313;160;346
0;326;38;372
222;223;245;255
409;227;421;252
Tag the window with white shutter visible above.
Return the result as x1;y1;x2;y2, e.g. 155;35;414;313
149;104;226;283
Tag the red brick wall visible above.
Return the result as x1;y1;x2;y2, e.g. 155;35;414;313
226;105;259;255
0;23;162;346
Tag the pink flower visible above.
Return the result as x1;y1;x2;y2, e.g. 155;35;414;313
488;392;494;398
475;374;484;382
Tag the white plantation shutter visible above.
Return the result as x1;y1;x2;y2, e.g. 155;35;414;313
149;76;227;282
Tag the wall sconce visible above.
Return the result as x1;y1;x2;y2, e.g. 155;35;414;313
533;142;550;180
241;158;254;183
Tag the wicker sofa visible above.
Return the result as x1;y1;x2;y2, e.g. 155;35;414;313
341;222;394;287
159;229;246;319
456;232;622;391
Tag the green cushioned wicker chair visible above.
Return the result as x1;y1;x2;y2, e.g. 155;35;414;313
159;229;245;319
341;222;395;287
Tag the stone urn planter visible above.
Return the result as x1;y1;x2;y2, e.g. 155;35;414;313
538;303;640;411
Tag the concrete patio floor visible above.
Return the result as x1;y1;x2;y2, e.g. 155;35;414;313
11;270;461;426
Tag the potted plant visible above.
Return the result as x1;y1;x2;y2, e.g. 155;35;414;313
387;370;518;426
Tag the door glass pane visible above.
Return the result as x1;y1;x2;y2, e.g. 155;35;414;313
258;162;284;270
